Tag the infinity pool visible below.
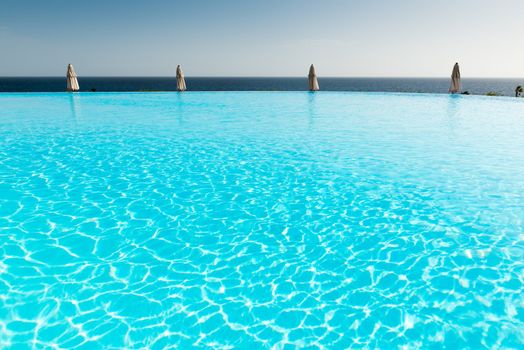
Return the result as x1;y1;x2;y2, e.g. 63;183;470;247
0;92;523;349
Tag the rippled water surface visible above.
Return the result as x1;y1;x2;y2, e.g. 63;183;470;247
0;92;523;349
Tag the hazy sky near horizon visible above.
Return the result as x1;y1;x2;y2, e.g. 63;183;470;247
0;0;522;77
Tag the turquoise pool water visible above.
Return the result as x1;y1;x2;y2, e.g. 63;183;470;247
0;92;523;349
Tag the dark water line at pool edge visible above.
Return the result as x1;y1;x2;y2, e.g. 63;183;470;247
1;77;524;96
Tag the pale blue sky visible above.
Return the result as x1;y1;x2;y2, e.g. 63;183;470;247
0;0;522;77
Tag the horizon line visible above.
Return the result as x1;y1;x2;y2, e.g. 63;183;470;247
2;76;524;79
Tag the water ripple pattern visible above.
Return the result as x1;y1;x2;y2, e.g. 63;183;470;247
0;92;523;349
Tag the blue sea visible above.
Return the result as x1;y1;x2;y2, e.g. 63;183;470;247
0;77;523;96
1;91;523;348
